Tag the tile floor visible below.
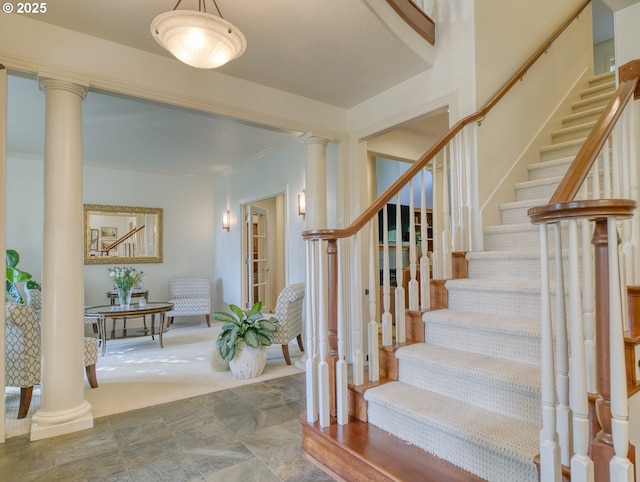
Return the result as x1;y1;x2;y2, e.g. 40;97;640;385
0;373;336;481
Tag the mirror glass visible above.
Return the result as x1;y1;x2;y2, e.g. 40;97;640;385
84;204;163;264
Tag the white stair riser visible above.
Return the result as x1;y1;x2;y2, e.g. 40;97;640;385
528;158;573;181
447;285;543;319
467;254;581;286
424;320;541;365
551;124;596;144
562;108;605;128
580;81;615;99
367;403;539;482
397;358;541;424
500;204;538;224
540;140;583;162
571;94;612;114
515;178;561;201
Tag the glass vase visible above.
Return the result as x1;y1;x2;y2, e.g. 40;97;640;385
118;287;132;307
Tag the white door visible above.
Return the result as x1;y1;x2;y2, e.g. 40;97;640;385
245;205;268;309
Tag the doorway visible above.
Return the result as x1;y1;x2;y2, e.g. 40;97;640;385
241;194;286;312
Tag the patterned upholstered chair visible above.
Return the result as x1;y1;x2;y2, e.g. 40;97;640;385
23;286;100;388
166;276;211;327
268;283;305;365
5;302;41;419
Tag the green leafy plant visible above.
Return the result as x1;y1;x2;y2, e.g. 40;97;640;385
213;301;278;362
6;249;40;304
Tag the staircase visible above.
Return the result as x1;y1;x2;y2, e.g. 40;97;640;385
362;70;616;481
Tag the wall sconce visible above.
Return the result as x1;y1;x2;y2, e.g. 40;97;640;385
222;210;230;231
298;190;306;218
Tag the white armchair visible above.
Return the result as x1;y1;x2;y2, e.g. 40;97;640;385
269;283;305;365
166;276;211;327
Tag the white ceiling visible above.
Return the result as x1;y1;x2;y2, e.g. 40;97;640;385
6;0;434;177
5;1;614;178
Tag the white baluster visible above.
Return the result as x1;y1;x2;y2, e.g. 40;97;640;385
408;179;419;311
395;196;406;344
431;159;441;279
607;217;634;481
305;240;318;423
568;219;595;481
580;185;596;394
539;223;562;481
442;146;452;279
450;132;460;252
336;239;348;425
627;105;640;284
352;232;364;387
317;240;330;427
553;224;571;465
382;206;392;346
420;167;431;311
368;222;380;382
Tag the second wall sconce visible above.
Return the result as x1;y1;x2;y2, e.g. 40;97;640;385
298;190;306;218
222;210;230;231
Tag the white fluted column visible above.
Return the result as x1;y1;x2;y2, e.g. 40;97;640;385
31;77;92;440
304;135;329;229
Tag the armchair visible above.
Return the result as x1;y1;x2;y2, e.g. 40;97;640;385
5;302;41;419
166;276;211;327
269;283;305;365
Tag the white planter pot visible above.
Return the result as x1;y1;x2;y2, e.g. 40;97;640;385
211;347;230;372
229;342;267;379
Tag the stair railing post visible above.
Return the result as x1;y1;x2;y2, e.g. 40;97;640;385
591;217;616;480
395;198;406;343
326;238;339;419
336;238;348;425
431;159;441;279
568;218;595;480
317;240;330;427
539;222;562;481
382;206;393;346
368;222;380;382
408;179;419;311
553;223;571;466
442;146;452;279
420;167;431;310
305;239;319;423
606;217;634;481
352;232;364;386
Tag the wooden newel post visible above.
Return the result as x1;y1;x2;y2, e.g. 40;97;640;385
591;219;613;468
327;239;339;417
590;218;636;479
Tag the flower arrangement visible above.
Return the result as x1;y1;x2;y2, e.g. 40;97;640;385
108;266;144;291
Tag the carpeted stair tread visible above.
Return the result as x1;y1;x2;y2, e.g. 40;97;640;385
466;249;541;262
422;308;540;338
396;343;540;393
364;381;540;464
446;278;540;294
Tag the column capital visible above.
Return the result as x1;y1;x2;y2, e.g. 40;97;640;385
38;75;88;100
303;132;331;147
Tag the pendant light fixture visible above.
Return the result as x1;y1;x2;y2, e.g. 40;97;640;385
151;0;246;69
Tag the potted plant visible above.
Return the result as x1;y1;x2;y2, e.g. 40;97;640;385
212;301;278;379
5;249;40;304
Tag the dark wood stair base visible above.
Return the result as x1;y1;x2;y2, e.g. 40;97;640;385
300;413;486;482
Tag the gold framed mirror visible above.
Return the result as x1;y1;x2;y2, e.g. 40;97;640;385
84;204;163;264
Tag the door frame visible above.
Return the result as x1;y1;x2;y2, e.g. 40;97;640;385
239;185;289;312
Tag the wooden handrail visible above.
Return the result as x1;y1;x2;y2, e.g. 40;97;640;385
386;0;436;45
303;0;592;241
102;225;145;253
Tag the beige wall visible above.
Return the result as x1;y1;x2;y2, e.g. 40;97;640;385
474;1;594;231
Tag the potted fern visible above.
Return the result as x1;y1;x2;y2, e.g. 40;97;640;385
212;301;278;379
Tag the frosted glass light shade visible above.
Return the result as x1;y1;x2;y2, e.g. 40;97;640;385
151;10;246;69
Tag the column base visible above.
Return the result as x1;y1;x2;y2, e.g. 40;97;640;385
30;400;93;441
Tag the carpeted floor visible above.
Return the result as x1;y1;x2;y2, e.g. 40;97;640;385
4;320;303;438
